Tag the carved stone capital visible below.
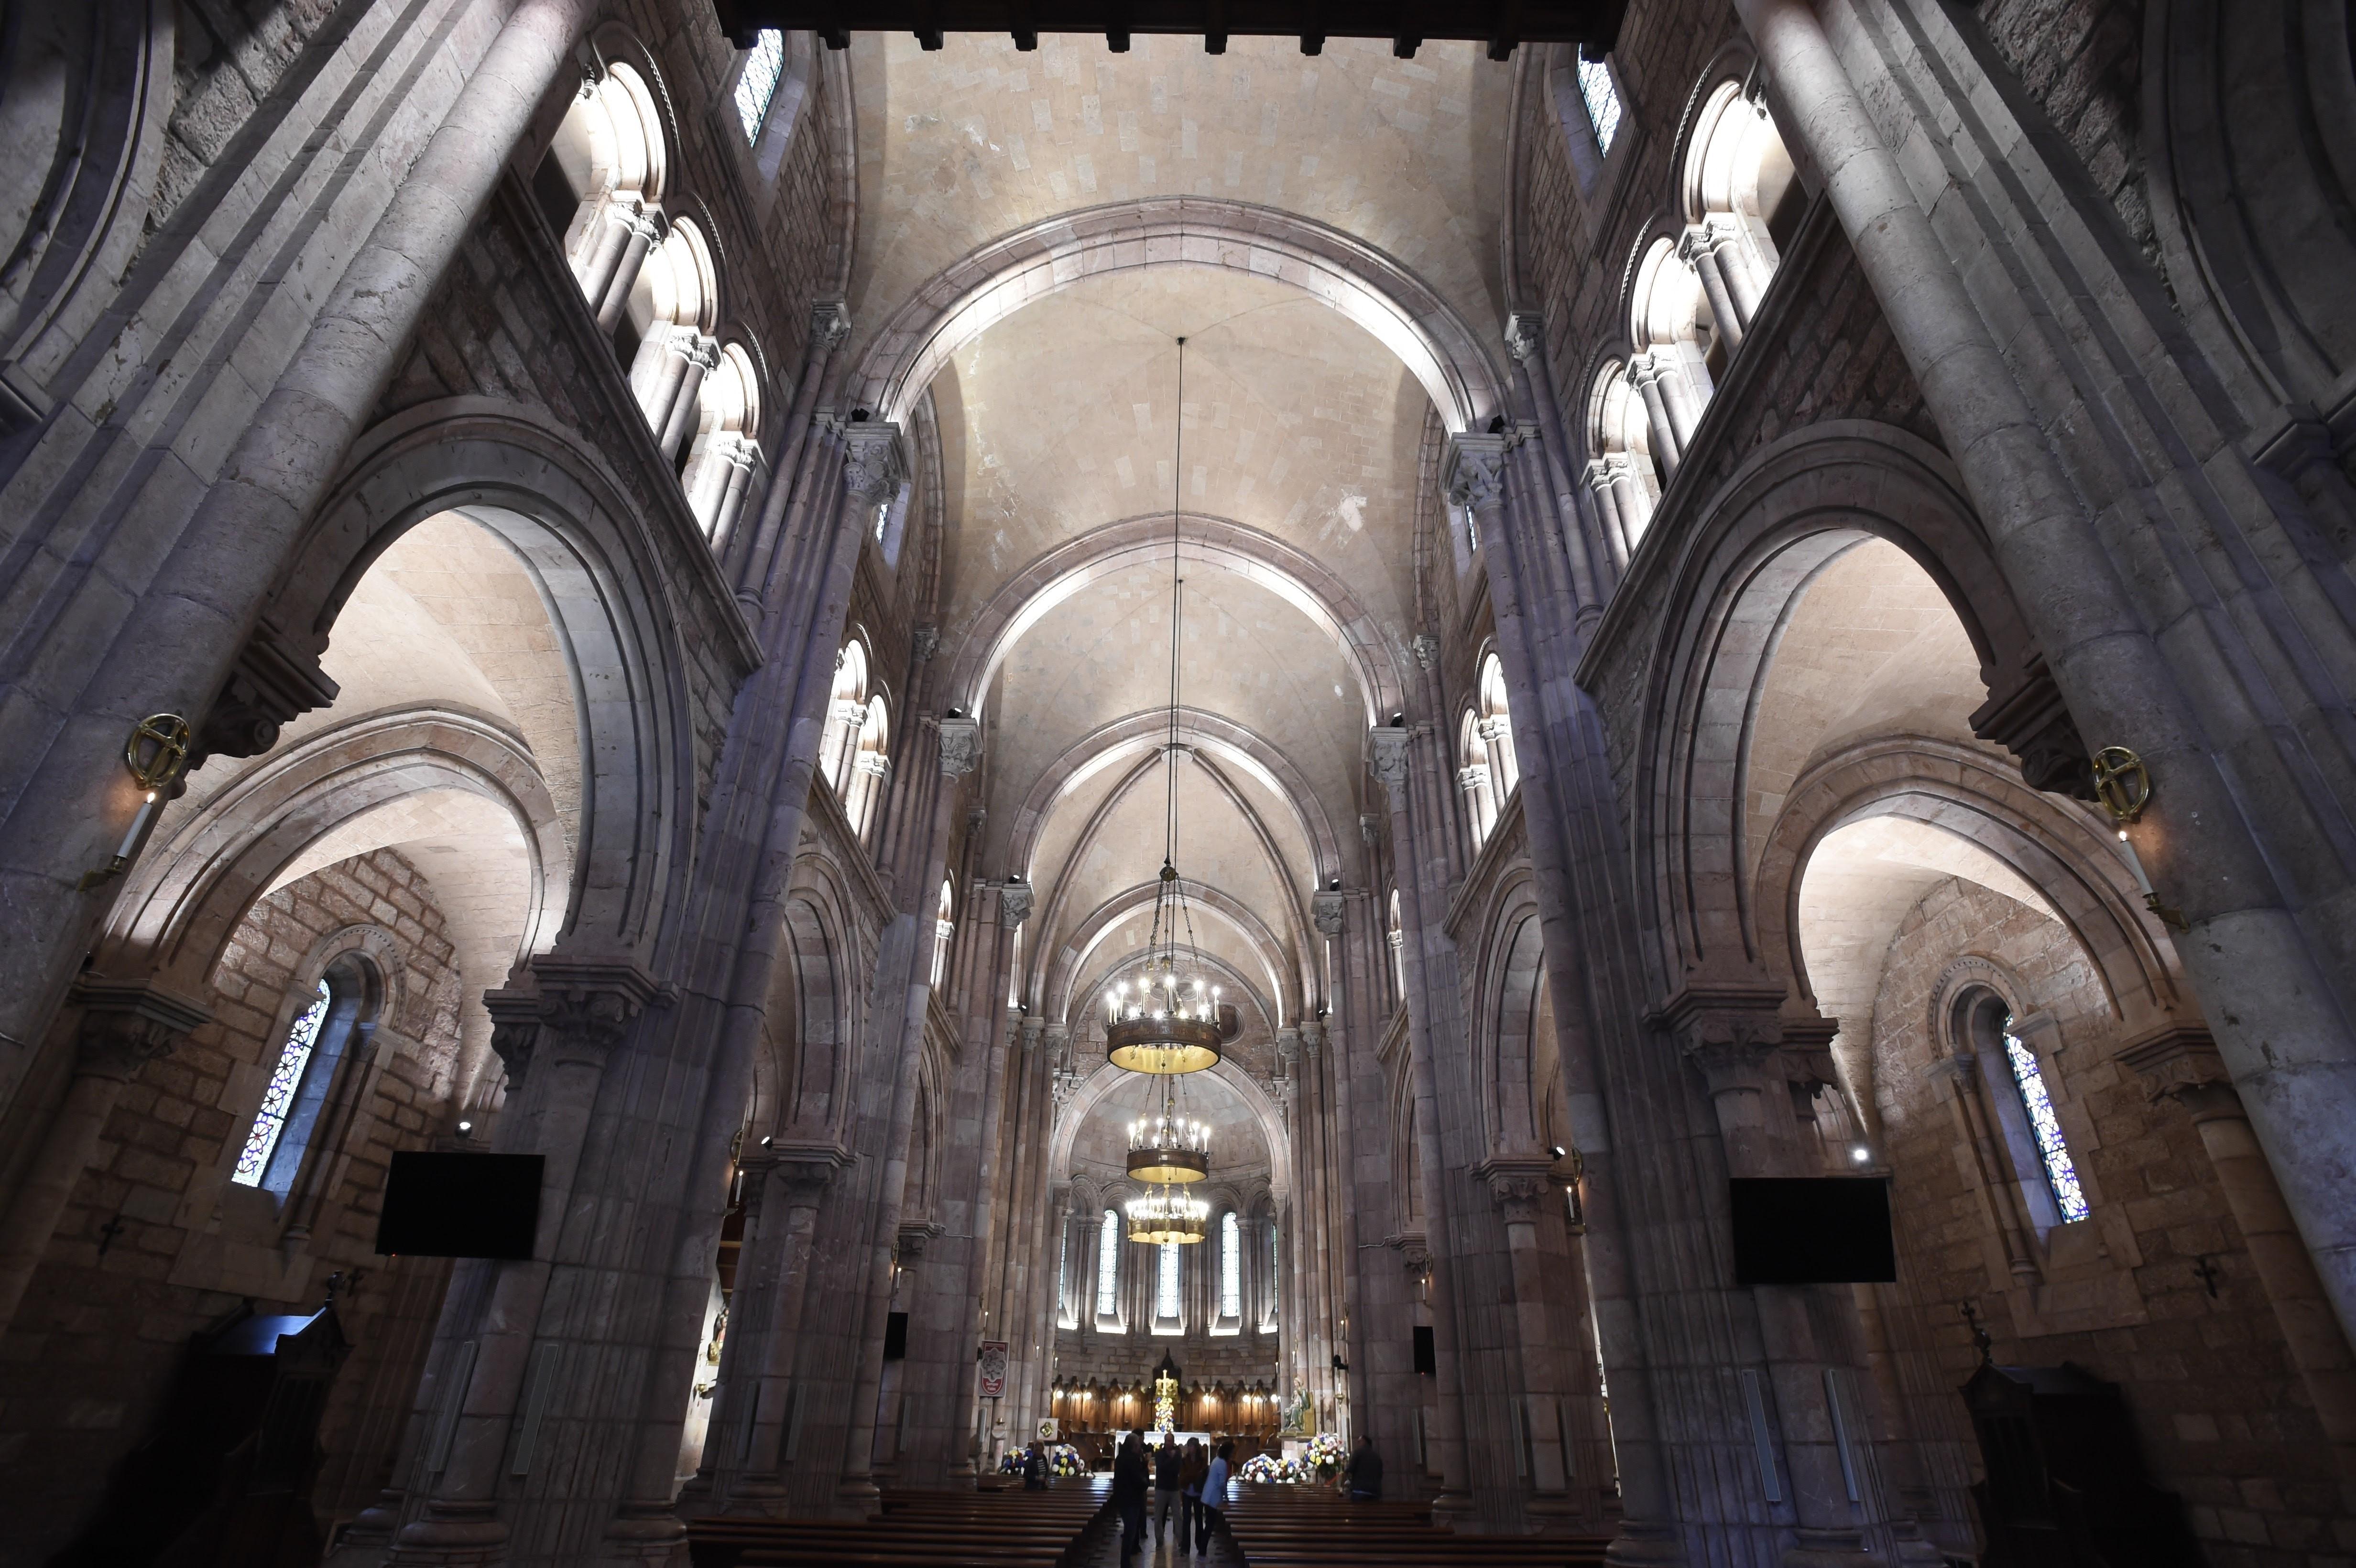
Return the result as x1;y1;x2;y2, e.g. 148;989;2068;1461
1411;633;1439;671
1652;983;1789;1095
938;715;981;777
532;958;664;1061
70;980;210;1080
910;625;940;662
810;299;852;350
838;419;907;502
1442;434;1510;514
1275;1027;1301;1066
484;984;545;1087
896;1220;944;1260
1503;310;1546;364
1311;891;1346;938
1386;1234;1432;1285
1474;1156;1558;1224
744;1140;853;1205
1367;725;1412;797
997;879;1034;928
2116;1023;2239;1120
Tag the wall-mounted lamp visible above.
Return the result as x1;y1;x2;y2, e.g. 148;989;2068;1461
1849;1143;1871;1165
2092;745;2150;839
456;1120;474;1137
81;713;192;891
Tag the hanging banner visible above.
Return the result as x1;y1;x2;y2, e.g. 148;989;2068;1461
978;1340;1009;1399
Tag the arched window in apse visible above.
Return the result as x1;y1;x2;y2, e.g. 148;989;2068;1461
931;878;955;990
1098;1208;1122;1318
1220;1212;1242;1319
1157;1240;1181;1321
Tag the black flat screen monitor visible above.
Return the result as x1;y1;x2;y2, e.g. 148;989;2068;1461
376;1151;543;1260
1729;1176;1895;1285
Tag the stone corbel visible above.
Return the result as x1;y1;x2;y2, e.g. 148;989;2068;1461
910;625;940;662
70;979;213;1078
811;299;852;351
1969;651;2097;800
193;622;342;767
483;984;545;1087
2115;1023;2236;1119
1310;892;1345;938
1411;633;1440;670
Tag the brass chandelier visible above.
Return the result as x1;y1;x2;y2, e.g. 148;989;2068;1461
1110;334;1230;1249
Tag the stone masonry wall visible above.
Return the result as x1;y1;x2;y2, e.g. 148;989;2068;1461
1866;878;2347;1566
0;848;466;1566
1971;0;2158;273
152;0;351;240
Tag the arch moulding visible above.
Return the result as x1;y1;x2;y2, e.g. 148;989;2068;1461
849;197;1507;435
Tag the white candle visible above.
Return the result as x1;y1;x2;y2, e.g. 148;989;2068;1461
114;790;158;861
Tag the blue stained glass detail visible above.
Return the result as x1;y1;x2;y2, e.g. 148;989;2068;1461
735;31;786;143
2004;1025;2089;1222
234;980;330;1187
1578;57;1623;154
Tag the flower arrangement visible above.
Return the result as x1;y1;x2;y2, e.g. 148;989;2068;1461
998;1442;1086;1477
1237;1432;1350;1485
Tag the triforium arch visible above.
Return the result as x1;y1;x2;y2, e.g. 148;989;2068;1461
1619;420;2061;985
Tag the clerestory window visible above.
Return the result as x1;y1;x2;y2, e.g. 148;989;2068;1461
1578;56;1623;154
1219;1211;1241;1319
735;31;787;142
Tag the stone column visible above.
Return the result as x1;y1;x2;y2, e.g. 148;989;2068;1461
2119;1026;2356;1476
707;1147;847;1514
1624;354;1684;478
594;205;663;332
1679;224;1747;351
1734;0;2356;1348
657;334;721;459
0;980;209;1333
0;0;597;1096
1673;998;1877;1568
1367;721;1472;1523
571;187;641;304
705;438;763;550
389;958;660;1565
1477;1158;1577;1525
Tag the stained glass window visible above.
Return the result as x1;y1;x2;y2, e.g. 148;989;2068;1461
2003;1023;2088;1222
1058;1217;1071;1314
734;30;786;143
1579;56;1623;155
233;980;330;1187
1220;1212;1241;1318
1097;1209;1121;1316
1157;1240;1180;1319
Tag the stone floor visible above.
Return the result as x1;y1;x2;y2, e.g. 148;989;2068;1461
1082;1502;1239;1568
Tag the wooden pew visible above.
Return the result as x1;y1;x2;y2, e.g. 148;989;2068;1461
687;1479;1112;1568
1220;1484;1613;1567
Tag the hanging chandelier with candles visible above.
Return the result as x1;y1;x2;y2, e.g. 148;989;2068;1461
1100;333;1227;1079
1125;1184;1211;1245
1127;1076;1211;1185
